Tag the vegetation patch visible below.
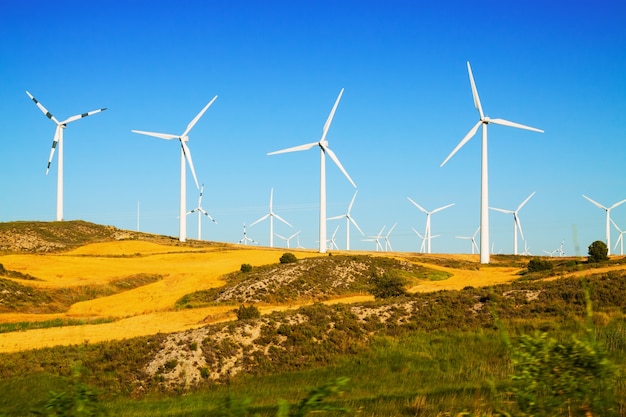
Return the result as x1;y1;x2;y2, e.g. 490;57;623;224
176;255;440;307
0;317;116;334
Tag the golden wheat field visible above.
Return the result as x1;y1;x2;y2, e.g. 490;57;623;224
5;240;617;354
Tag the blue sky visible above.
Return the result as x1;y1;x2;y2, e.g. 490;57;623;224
1;0;625;256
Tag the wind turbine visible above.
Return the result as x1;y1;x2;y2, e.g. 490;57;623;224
275;231;301;249
582;195;626;256
239;223;258;245
132;96;217;242
440;62;543;264
407;197;454;254
250;188;292;247
187;184;216;240
610;219;625;256
268;89;356;254
412;227;427;253
522;241;531;256
490;192;535;255
364;226;386;252
328;190;364;250
26;91;107;221
328;226;340;250
384;223;397;252
456;226;480;254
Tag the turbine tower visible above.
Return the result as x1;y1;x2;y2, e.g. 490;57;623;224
490;192;535;255
250;188;292;247
187;184;217;240
582;195;626;256
610;219;625;256
440;62;543;264
26;91;107;221
268;89;356;254
407;197;454;254
328;190;364;250
132;96;217;242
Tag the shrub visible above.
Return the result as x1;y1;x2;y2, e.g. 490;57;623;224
240;263;252;273
588;240;609;263
527;258;553;273
235;304;260;320
279;253;298;264
370;271;407;299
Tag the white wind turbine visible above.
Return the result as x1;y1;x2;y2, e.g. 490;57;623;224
440;62;543;264
275;231;301;249
26;91;107;221
456;226;480;254
412;227;427;253
364;226;386;252
239;223;258;245
582;195;626;256
132;96;217;242
407;197;454;254
250;188;292;247
384;223;397;252
328;226;340;250
268;89;356;254
187;184;216;240
328;190;364;250
490;192;535;255
610;219;625;256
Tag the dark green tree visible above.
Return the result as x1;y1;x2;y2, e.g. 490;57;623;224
588;240;609;263
279;253;298;264
370;271;407;299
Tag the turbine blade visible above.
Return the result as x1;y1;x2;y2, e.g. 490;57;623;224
515;214;525;241
387;222;398;236
327;214;344;221
517;191;536;211
268;141;318;155
467;62;484;119
610;218;623;233
350;217;365;236
131;130;179;140
321;88;344;143
490;207;514;214
273;213;293;228
324;145;356;188
249;213;269;227
609;199;626;210
582;195;607;210
407;197;428;214
181;141;199;189
440;120;482;167
347;190;358;213
61;107;107;124
412;227;424;239
46;126;61;174
26;91;61;125
431;203;454;214
489;118;543;133
182;95;218;137
199;208;217;223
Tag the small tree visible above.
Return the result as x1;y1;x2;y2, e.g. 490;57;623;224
280;253;298;264
235;304;260;320
527;258;553;273
588;240;609;263
240;263;252;273
370;271;407;299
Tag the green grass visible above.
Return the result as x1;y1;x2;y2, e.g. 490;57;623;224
0;317;116;334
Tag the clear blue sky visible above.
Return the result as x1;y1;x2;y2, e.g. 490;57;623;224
1;0;625;255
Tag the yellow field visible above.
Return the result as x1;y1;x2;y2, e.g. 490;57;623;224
5;241;616;353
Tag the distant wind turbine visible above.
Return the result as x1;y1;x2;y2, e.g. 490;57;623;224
440;62;543;264
364;226;386;252
384;223;397;252
268;89;356;254
328;226;340;250
412;227;427;253
582;195;626;256
275;231;301;249
250;188;292;247
239;223;258;245
187;184;216;240
490;192;535;255
328;190;364;250
456;226;480;254
26;91;107;221
407;197;454;254
610;219;625;256
132;96;217;242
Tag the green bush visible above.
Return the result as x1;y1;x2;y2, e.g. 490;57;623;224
588;240;609;263
527;258;553;273
240;263;252;273
280;253;298;264
369;271;407;299
235;304;261;320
